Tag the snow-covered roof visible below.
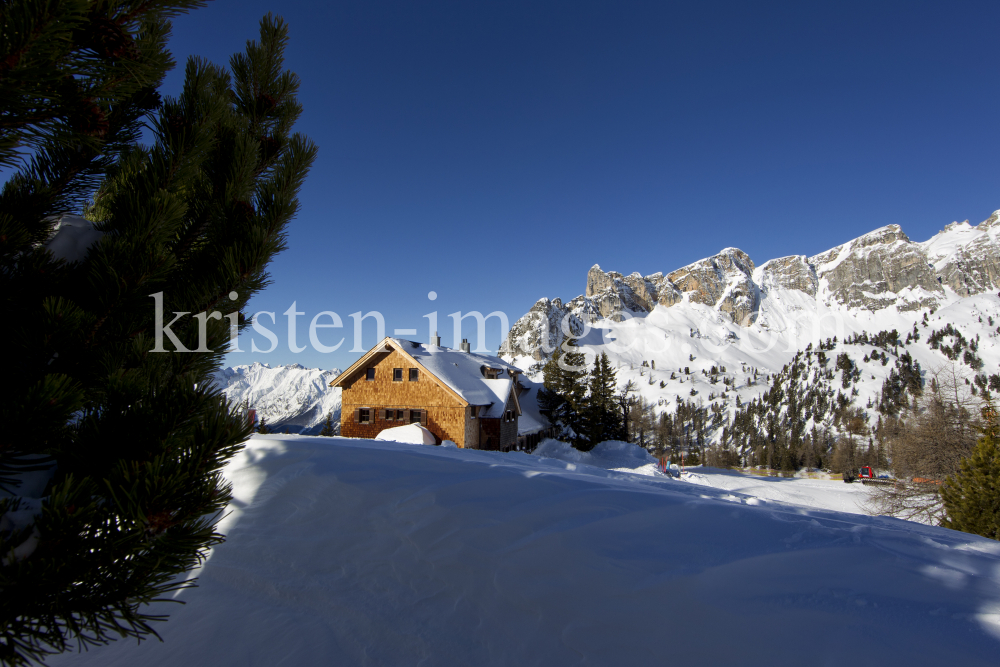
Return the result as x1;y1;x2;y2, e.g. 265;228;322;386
512;378;549;435
392;338;521;407
479;379;513;418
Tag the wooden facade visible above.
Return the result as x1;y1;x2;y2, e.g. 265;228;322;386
332;338;524;450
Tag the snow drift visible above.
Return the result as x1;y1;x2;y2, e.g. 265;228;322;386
374;423;437;445
50;435;1000;667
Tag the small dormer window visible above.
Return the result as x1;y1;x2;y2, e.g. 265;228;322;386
366;368;375;381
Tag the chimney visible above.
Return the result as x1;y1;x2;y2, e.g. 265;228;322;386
460;338;471;353
430;331;440;346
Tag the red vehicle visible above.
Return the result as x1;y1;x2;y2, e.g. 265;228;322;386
845;466;893;485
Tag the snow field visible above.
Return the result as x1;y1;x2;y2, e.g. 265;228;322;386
678;467;872;515
533;438;872;515
50;435;1000;667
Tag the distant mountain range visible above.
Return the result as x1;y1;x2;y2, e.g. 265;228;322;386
500;210;1000;363
497;210;1000;453
211;363;341;434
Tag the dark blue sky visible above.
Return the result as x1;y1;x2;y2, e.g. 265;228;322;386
160;0;1000;370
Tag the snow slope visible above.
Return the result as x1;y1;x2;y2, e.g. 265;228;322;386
50;435;1000;667
677;467;872;516
533;440;873;516
510;289;1000;443
212;362;341;434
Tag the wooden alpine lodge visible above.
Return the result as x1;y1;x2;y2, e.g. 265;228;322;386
330;336;551;450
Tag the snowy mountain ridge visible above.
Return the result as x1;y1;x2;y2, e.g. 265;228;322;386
211;362;342;434
501;209;1000;364
499;210;1000;453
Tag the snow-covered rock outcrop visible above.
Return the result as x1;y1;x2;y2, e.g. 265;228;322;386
667;248;760;325
757;255;817;296
922;210;1000;297
579;248;761;327
808;224;941;312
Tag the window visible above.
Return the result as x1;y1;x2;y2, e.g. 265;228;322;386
366;368;375;381
393;368;403;382
471;406;478;419
358;408;371;423
410;409;422;424
409;368;419;381
505;410;514;422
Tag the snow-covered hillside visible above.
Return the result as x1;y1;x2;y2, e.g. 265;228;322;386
500;210;1000;450
212;362;342;434
49;435;1000;666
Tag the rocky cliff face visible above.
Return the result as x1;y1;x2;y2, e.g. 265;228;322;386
757;255;817;296
808;225;942;312
923;211;1000;297
499;298;571;361
497;295;606;361
585;266;655;319
581;248;762;325
667;248;759;325
500;209;1000;361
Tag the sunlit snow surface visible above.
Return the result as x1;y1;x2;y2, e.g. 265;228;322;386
533;438;873;517
52;435;1000;667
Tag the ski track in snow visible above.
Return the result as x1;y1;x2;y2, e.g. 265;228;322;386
50;435;1000;667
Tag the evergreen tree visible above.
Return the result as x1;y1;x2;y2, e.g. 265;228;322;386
538;345;566;426
617;380;638;442
584;352;621;446
257;418;272;435
941;405;1000;539
0;5;316;664
319;412;336;437
538;336;588;448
